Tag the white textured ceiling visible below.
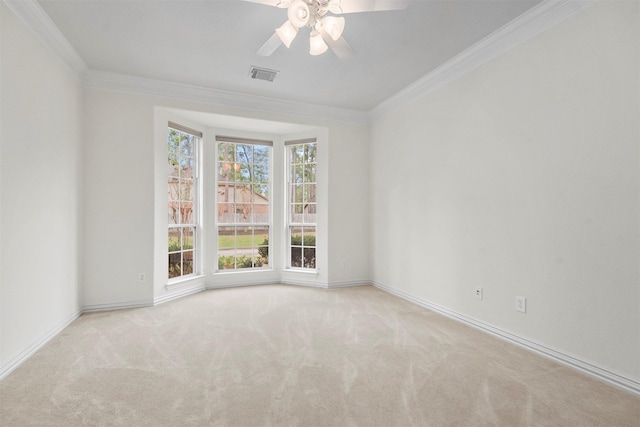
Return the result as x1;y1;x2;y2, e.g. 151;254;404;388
38;0;541;111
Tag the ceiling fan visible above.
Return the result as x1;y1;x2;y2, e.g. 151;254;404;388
244;0;408;58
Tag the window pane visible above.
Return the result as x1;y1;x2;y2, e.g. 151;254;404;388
236;227;252;248
254;145;269;164
238;162;251;181
304;164;316;183
218;226;236;248
218;162;233;182
303;226;316;240
218;143;234;162
303;248;316;269
304;184;316;203
236;205;251;223
219;162;239;182
291;227;303;245
168;253;181;278
236;144;252;163
234;184;250;204
218;203;234;223
254;184;269;203
291;247;302;268
218;254;235;270
235;255;252;269
168;177;179;201
181;180;193;201
181;134;193;157
304;204;316;223
253;163;269;184
305;143;316;163
168;152;179;177
169;178;180;224
253;226;269;246
181;202;194;224
169;131;179;163
257;231;269;267
168;205;179;224
169;228;180;252
292;184;303;203
183;251;194;275
181;158;194;179
218;183;234;203
183;227;194;250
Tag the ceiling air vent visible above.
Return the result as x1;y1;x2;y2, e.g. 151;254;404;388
249;66;279;82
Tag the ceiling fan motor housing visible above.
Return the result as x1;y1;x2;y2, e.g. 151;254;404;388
288;0;311;28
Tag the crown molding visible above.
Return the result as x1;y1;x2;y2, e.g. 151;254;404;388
3;0;366;124
369;0;599;120
2;0;88;79
83;70;369;124
5;0;597;124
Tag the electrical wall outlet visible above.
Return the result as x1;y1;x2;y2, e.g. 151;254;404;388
475;287;483;300
341;259;348;269
515;296;526;313
138;273;146;283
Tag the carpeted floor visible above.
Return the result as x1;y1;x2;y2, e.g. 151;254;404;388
1;284;638;426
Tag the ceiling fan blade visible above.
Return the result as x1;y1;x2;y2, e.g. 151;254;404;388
241;0;291;7
336;0;408;13
241;0;280;6
257;32;283;56
324;34;355;60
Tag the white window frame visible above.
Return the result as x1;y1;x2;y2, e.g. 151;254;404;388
167;122;202;282
214;136;273;272
285;138;317;271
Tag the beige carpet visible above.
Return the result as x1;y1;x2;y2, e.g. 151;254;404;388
1;284;638;426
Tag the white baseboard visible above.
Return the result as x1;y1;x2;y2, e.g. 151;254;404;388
206;279;280;290
0;310;81;381
327;280;371;289
155;283;205;305
372;281;640;396
281;278;328;288
82;299;153;313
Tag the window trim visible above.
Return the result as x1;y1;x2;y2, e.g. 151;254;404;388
167;124;201;282
214;135;274;272
285;138;318;271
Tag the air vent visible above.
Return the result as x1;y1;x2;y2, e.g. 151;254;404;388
249;66;279;82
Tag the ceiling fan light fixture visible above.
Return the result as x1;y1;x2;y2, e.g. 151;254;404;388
288;0;310;28
321;16;345;41
276;20;298;48
309;30;328;55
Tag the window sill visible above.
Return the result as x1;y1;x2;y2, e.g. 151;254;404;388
166;274;206;290
284;268;318;275
214;268;274;275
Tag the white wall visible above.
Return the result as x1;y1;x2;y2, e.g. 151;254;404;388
0;3;83;375
370;0;639;382
82;90;155;309
82;88;370;307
